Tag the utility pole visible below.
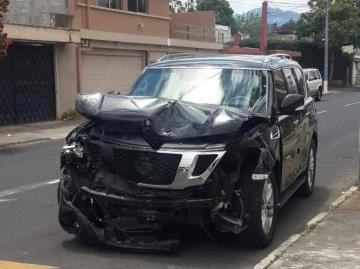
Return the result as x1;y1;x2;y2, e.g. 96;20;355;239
260;1;268;53
323;0;329;94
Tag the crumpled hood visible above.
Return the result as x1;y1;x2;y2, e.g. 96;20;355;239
76;93;266;149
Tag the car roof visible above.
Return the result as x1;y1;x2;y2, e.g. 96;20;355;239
149;54;301;70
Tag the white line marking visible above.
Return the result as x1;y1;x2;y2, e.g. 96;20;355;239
344;101;360;107
0;198;17;203
0;179;60;199
317;110;327;114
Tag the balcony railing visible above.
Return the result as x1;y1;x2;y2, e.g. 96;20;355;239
170;22;215;43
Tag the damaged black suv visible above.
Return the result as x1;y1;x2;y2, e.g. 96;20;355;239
58;54;318;251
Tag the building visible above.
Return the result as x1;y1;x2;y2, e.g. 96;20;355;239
1;0;79;126
271;29;297;41
215;24;231;44
0;0;222;126
352;48;360;87
342;45;360;87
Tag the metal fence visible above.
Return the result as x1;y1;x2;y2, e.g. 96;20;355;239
5;0;69;28
5;12;73;28
170;22;216;43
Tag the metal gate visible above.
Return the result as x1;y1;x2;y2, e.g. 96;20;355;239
0;43;56;126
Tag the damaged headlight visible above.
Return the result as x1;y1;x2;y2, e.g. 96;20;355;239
63;143;84;159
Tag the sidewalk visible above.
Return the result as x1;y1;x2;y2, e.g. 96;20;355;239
0;120;82;149
267;189;360;269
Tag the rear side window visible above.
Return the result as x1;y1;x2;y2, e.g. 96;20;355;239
273;69;287;108
283;68;300;94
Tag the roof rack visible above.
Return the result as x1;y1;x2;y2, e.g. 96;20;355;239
157;53;217;62
264;53;292;62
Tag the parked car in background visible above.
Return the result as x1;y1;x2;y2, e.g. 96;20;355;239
58;54;318;251
304;68;323;101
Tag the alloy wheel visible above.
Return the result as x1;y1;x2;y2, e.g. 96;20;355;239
261;178;275;234
307;148;315;187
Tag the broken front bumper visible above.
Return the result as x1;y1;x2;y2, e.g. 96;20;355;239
58;185;213;252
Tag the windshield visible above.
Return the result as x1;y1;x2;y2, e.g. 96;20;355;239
131;68;267;113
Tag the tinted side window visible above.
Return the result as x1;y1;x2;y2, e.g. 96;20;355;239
283;68;300;94
294;67;304;95
273;70;287;108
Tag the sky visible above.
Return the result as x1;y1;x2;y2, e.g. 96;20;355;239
228;0;310;14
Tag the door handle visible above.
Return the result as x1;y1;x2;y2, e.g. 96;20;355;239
293;119;299;125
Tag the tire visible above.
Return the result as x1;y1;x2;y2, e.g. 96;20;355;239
235;162;278;248
315;87;322;101
297;140;316;197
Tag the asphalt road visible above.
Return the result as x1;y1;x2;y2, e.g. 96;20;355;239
0;89;359;269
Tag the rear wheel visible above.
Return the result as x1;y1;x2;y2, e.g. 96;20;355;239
297;140;316;196
315;87;322;101
235;162;278;248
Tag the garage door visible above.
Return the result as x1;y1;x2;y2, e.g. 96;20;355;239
0;43;56;126
81;51;144;94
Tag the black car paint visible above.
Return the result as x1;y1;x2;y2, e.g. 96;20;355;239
58;55;317;251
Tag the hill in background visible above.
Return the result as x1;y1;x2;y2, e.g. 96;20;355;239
246;7;300;26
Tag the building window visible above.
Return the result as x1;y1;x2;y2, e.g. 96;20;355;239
128;0;148;13
99;0;123;10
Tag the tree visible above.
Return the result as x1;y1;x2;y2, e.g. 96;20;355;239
0;0;9;58
197;0;237;32
235;13;261;40
296;0;360;80
170;0;197;13
234;13;278;41
279;19;297;32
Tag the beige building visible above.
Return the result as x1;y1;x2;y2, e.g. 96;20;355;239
215;24;231;44
0;0;222;125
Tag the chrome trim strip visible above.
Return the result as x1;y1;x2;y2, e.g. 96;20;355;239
137;150;226;190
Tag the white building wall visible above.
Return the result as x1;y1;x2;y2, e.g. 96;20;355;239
352;49;360;87
215;24;231;44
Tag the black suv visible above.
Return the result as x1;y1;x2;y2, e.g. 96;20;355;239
58;54;318;251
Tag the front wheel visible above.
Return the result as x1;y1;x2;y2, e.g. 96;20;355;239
236;162;278;248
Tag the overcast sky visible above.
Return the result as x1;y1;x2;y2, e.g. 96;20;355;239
228;0;310;14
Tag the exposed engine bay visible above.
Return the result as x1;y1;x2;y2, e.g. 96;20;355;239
58;93;276;251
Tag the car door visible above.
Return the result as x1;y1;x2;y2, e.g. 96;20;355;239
282;68;304;186
273;69;299;191
293;67;311;175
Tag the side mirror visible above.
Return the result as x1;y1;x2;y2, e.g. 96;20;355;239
279;94;304;115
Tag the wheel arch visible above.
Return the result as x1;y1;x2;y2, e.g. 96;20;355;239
219;146;280;192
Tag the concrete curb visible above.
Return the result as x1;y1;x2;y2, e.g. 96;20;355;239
253;234;302;269
253;185;359;269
